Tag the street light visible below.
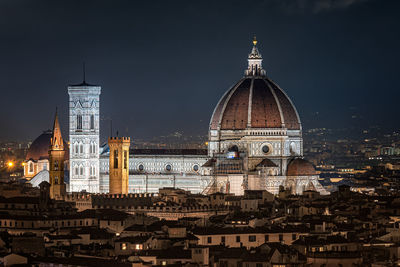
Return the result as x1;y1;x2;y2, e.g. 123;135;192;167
7;161;14;168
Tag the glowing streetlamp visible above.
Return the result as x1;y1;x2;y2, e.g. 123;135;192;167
7;161;14;168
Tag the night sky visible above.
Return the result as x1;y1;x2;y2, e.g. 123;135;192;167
1;0;399;142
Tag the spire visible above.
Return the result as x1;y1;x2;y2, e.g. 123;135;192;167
83;62;86;84
245;36;266;77
50;108;64;151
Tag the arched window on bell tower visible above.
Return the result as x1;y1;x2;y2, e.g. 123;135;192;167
90;114;94;130
76;114;82;131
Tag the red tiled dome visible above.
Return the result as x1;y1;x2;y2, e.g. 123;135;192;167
26;130;69;161
287;158;316;176
210;77;301;131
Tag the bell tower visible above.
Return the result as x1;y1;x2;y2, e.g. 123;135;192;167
108;137;130;194
68;72;101;193
49;110;67;199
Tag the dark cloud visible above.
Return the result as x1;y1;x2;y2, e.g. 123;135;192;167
269;0;370;14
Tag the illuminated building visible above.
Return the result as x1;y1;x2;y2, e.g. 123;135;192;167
68;79;101;193
25;38;327;196
206;38;328;195
108;137;130;194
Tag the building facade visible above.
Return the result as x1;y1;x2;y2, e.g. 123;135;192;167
48;111;67;199
207;38;327;195
68;81;101;193
99;148;211;194
108;137;130;194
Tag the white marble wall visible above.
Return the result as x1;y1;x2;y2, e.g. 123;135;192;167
68;85;101;193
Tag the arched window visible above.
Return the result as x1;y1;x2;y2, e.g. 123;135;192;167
89;143;93;154
54;160;59;171
75;166;79;175
76;115;82;130
114;150;118;168
90;115;94;130
29;162;33;173
75;143;79;154
90;166;96;176
80;166;84;175
123;150;128;169
80;144;84;154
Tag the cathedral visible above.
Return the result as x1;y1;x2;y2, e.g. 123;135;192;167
23;38;328;196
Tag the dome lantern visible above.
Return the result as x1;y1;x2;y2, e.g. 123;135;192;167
245;36;266;77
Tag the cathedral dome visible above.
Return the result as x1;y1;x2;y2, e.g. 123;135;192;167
287;158;316;176
209;39;300;131
26;130;69;161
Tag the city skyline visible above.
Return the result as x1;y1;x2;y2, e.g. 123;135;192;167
1;0;399;141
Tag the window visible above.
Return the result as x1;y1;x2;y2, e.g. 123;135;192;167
207;236;212;244
236;236;240;242
29;162;33;172
193;165;199;172
265;235;269;242
75;167;79;175
54;160;59;171
221;236;225;244
89;142;96;154
75;144;79;154
166;164;172;171
138;164;144;171
90;114;94;130
279;234;283;242
114;150;118;168
90;166;95;176
124;151;128;169
262;145;270;154
76;115;82;130
80;166;84;175
292;234;297;240
80;144;83;154
249;235;256;242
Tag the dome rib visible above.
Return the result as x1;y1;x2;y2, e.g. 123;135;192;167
209;77;301;131
221;79;251;130
210;78;245;130
251;79;282;128
268;80;302;130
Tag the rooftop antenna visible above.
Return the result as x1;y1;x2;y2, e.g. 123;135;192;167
83;62;86;83
110;119;113;137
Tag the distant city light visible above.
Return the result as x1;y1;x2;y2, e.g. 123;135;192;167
7;161;14;167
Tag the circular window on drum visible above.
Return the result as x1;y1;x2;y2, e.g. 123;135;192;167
166;164;172;171
138;164;144;171
261;144;272;155
193;165;199;172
